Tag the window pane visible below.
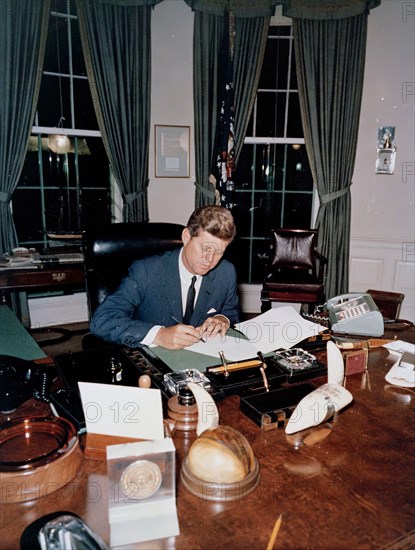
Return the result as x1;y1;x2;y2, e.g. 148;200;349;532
71;19;87;76
285;145;313;191
18;151;41;186
253;191;282;236
44;189;74;233
80;188;112;230
230;239;251;282
256;92;286;136
74;79;98;129
12;190;43;243
283;193;313;228
251;239;269;282
37;75;71;128
259;37;290;90
287;93;303;137
78;138;109;187
290;53;298;89
44;14;69;74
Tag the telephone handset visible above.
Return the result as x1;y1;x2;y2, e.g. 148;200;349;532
304;293;384;337
0;355;55;414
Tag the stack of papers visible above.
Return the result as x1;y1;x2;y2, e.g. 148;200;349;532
186;306;327;361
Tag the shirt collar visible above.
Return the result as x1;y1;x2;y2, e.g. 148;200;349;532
179;248;201;284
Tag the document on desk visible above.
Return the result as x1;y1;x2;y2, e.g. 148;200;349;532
186;306;327;360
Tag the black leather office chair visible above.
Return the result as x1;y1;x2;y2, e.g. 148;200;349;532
260;228;327;313
82;221;184;320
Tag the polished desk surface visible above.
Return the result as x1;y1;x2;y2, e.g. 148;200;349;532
1;328;414;550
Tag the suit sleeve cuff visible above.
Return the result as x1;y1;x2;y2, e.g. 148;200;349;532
141;325;163;346
213;314;230;327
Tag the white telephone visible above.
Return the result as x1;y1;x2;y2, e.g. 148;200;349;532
326;293;384;337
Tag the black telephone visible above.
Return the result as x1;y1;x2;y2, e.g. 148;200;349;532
0;355;56;414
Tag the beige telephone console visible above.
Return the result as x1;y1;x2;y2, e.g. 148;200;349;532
327;293;384;337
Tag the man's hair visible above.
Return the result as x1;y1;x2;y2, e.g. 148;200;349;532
186;205;236;241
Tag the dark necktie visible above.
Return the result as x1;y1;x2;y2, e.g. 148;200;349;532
183;276;196;324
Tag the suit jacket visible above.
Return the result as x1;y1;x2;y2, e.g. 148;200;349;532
90;248;240;348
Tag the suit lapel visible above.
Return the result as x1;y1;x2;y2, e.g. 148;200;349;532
165;249;183;321
192;269;216;326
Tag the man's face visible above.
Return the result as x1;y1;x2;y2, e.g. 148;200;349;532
181;228;231;275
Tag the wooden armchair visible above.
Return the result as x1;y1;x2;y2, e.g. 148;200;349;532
260;229;327;313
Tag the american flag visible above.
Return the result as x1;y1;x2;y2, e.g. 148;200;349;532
213;12;235;209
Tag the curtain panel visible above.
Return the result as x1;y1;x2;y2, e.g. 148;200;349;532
76;0;160;222
0;0;50;255
189;1;274;206
293;13;369;298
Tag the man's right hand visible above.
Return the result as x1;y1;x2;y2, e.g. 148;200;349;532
154;324;202;350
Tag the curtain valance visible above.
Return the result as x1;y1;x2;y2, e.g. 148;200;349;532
96;0;163;6
279;0;381;20
184;0;278;17
184;0;380;19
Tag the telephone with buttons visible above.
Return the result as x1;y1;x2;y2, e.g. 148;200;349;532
303;293;384;337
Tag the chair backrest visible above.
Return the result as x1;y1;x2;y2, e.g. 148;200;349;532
83;222;184;318
268;229;318;271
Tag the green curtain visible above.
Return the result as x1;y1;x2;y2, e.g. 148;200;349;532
193;11;223;206
189;1;275;206
76;0;161;222
293;13;369;298
233;16;270;162
0;0;50;255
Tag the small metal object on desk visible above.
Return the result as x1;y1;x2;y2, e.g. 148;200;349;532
219;351;229;377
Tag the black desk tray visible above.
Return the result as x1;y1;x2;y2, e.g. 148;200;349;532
205;352;327;397
240;382;316;430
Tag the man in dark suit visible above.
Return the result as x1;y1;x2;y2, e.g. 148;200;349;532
90;205;239;349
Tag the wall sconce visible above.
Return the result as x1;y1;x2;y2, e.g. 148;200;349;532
376;126;396;175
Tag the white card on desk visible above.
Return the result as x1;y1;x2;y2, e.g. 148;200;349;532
78;382;164;439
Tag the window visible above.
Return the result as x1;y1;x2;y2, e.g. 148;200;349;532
12;0;111;251
232;25;314;283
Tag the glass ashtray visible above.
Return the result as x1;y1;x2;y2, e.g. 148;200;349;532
163;369;211;395
0;416;78;472
273;348;317;372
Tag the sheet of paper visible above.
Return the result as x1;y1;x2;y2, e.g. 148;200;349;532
185;333;259;361
78;382;164;439
383;340;415;355
235;306;328;353
184;306;327;359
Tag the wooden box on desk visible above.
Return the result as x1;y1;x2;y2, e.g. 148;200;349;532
85;433;144;460
343;348;368;376
84;420;174;460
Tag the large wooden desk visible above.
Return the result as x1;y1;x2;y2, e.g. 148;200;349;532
1;331;414;549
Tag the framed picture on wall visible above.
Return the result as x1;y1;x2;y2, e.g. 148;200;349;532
155;125;190;178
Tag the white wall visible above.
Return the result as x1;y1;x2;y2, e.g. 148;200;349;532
148;0;195;225
350;0;415;321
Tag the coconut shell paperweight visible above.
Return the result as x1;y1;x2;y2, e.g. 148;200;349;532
180;383;260;501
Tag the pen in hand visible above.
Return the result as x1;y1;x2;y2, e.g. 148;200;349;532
171;316;206;342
